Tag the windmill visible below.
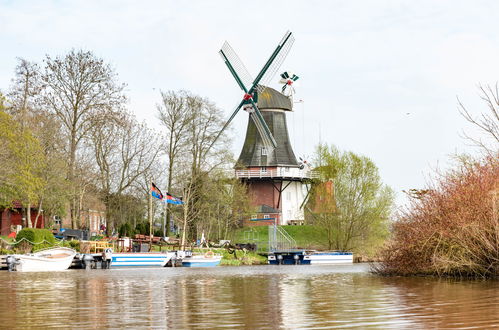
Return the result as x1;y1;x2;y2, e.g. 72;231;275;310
214;31;314;227
213;31;295;151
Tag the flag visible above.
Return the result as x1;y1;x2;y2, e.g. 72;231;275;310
151;182;164;200
164;192;183;205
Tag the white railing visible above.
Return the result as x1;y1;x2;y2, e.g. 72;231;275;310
235;167;318;179
268;224;297;252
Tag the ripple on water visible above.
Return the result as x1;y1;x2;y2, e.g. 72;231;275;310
0;265;497;329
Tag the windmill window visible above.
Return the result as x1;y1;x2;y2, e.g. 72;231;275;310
261;147;267;156
264;214;270;219
251;214;257;219
261;167;267;173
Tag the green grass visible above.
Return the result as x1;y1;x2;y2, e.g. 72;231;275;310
231;225;329;251
192;248;268;266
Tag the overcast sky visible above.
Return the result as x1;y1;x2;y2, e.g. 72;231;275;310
1;0;497;207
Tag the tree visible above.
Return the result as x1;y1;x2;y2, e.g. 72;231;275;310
183;94;232;240
157;90;192;236
458;84;499;154
157;90;232;243
0;110;46;227
196;172;252;241
41;49;127;228
6;58;42;128
308;144;394;253
7;58;70;226
89;112;163;235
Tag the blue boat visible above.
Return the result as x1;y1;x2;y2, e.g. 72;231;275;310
110;252;175;267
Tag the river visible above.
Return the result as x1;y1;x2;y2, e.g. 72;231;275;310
0;264;497;329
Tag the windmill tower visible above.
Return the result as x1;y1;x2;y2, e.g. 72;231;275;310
213;31;312;226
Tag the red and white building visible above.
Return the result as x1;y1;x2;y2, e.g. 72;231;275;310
236;87;314;226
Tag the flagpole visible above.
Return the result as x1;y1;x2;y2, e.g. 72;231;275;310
149;181;153;245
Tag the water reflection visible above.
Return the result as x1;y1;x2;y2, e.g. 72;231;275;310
0;265;497;329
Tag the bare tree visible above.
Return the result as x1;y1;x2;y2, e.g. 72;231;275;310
458;84;499;154
157;90;192;236
7;58;42;125
89;112;163;235
184;94;233;241
41;50;127;228
187;94;231;173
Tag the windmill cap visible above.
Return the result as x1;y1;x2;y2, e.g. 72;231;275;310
257;85;292;111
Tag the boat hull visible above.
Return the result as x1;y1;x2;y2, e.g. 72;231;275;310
181;255;222;267
14;247;76;272
268;251;353;265
110;252;174;267
303;252;353;264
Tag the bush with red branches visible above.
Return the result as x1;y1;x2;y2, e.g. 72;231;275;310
375;156;499;278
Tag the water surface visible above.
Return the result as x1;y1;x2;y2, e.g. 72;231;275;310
0;264;497;329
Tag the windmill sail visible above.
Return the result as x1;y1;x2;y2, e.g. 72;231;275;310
256;31;295;94
250;110;277;150
210;31;295;153
220;42;253;92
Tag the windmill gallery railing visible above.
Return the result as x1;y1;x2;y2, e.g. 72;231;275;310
235;167;318;180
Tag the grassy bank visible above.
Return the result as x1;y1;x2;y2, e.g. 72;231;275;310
231;225;329;251
192;248;267;266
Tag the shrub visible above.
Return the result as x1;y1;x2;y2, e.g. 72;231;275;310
135;222;149;235
15;228;56;252
118;222;136;238
375;156;499;278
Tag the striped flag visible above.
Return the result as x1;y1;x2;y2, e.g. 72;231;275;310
151;182;164;200
164;192;183;205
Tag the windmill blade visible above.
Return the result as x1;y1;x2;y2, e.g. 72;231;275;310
257;33;295;93
248;31;295;94
207;99;245;152
249;112;276;151
219;42;253;92
247;99;277;149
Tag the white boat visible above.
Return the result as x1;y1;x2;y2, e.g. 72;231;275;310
110;252;175;267
303;251;353;264
10;247;77;272
268;250;353;265
178;251;222;267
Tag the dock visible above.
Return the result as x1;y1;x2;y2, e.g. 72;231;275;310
0;255;6;270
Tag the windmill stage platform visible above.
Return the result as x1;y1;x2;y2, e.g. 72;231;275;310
235;167;317;181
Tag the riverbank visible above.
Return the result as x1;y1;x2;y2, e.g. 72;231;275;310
191;248;268;266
